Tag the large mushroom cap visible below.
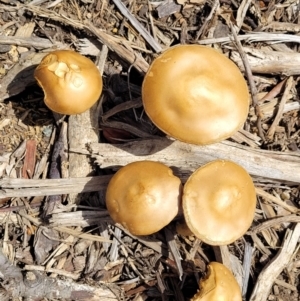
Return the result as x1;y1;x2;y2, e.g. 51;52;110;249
106;161;182;235
34;50;103;115
183;160;256;245
142;45;249;145
191;262;242;301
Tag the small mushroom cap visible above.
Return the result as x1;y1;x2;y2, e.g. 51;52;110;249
191;262;242;301
183;160;256;245
34;50;103;115
106;161;182;235
142;45;249;145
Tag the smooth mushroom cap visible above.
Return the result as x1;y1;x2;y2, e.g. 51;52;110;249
34;50;103;115
106;161;182;235
191;262;242;301
183;160;256;245
142;45;249;145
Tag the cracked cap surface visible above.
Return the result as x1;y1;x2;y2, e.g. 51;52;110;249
35;50;102;115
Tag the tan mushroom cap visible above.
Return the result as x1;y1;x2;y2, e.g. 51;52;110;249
106;161;182;235
142;45;249;145
183;160;256;245
34;50;103;115
191;262;242;301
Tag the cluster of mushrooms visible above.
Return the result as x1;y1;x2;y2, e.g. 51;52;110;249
106;159;254;301
35;45;257;301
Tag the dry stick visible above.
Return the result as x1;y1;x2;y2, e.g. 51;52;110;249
230;24;265;141
147;0;157;42
47;0;64;8
180;18;188;45
255;188;298;214
274;278;298;292
235;0;252;31
227;47;300;76
242;242;253;298
68;100;100;206
0;35;64;50
197;32;300;45
195;0;219;40
98;44;109;74
266;76;293;140
249;223;300;301
250;214;300;234
28;0;49;5
50;210;112;228
111;0;162;52
68;43;106;205
88;138;300;184
0;175;112;198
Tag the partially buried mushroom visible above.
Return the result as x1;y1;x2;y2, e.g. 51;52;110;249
35;50;103;115
183;160;256;245
106;161;182;235
142;45;249;145
191;262;242;301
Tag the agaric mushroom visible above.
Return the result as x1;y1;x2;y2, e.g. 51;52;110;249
106;160;182;235
34;50;103;115
142;45;249;145
191;262;242;301
183;160;256;245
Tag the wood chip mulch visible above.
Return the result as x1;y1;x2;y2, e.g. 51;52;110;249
0;0;299;300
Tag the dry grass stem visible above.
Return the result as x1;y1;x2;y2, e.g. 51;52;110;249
249;223;300;301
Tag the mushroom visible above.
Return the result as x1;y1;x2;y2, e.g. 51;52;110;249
183;160;256;245
106;160;182;235
191;262;242;301
142;45;249;145
34;50;103;115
